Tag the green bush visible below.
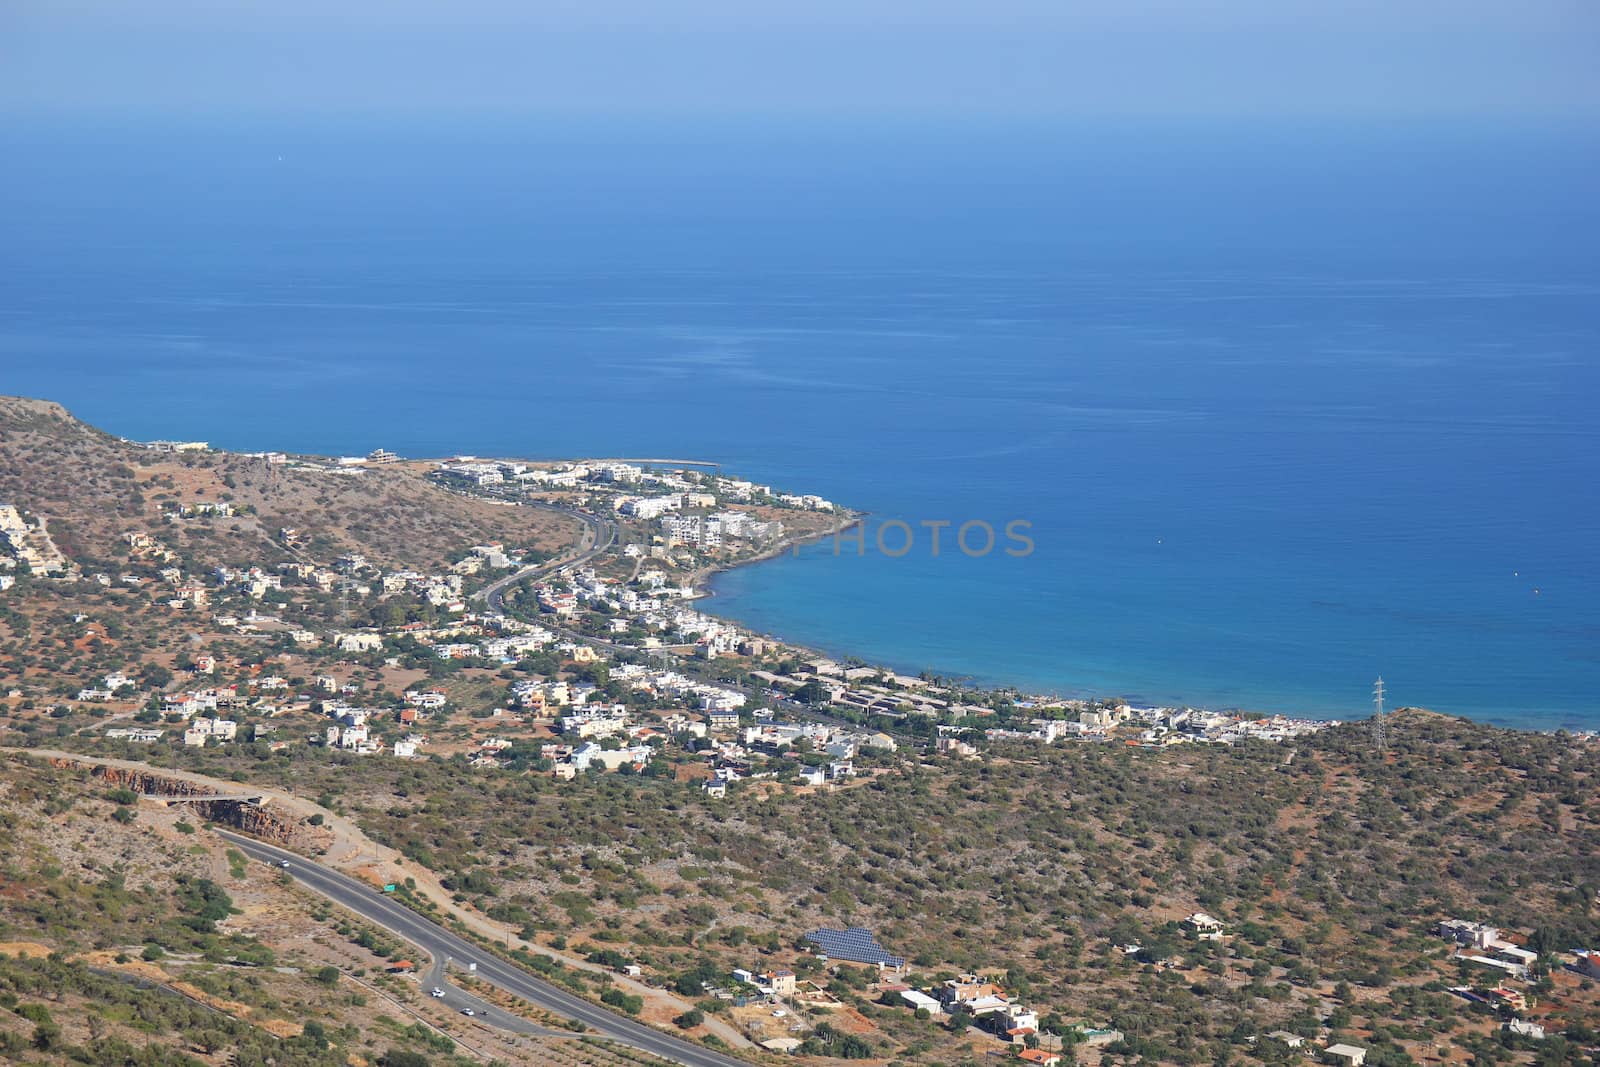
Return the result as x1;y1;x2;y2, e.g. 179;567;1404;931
600;987;643;1015
380;1050;429;1067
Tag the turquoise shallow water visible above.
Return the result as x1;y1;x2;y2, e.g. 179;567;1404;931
1;118;1596;729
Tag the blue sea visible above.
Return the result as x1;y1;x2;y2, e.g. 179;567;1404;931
2;117;1597;729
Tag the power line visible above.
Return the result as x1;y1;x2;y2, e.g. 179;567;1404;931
1371;676;1387;750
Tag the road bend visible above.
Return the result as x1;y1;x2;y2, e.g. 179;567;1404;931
216;830;752;1067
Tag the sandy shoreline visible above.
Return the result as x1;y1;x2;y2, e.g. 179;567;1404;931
674;508;1544;732
685;510;864;603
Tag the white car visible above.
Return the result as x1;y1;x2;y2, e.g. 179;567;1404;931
279;860;290;868
460;1008;475;1017
429;988;445;998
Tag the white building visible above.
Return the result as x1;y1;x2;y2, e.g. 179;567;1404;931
1435;919;1500;950
193;717;237;741
900;990;943;1016
1324;1044;1367;1067
699;688;747;712
438;462;504;487
105;727;164;743
335;632;385;653
568;743;653;773
560;708;630;740
618;494;682;520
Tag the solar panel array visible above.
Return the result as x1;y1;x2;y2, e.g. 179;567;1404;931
803;926;906;968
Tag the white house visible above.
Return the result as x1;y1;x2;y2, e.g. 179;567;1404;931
335;632;384;653
106;727;164;743
1001;1004;1039;1033
569;743;652;773
900;990;943;1016
617;494;681;520
195;717;237;741
333;724;369;750
1324;1044;1367;1067
1435;919;1500;950
699;688;747;713
705;709;741;731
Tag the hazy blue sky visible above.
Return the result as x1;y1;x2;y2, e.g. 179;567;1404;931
3;0;1598;121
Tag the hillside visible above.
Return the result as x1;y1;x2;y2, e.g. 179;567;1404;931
0;752;680;1067
1;395;1597;1067
0;395;579;572
0;394;583;711
50;711;1600;1067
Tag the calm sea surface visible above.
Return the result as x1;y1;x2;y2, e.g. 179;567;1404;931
3;118;1596;728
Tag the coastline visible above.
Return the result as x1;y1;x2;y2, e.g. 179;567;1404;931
684;510;865;603
682;509;1351;723
20;410;1587;736
679;505;1596;737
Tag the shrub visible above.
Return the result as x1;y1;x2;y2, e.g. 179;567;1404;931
380;1051;429;1067
600;987;643;1015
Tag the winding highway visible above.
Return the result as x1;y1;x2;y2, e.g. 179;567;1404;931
474;501;617;615
469;500;909;747
444;485;924;760
217;830;752;1067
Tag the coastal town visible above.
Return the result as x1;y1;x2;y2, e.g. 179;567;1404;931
0;411;1596;1067
3;440;1348;784
5;3;1597;1064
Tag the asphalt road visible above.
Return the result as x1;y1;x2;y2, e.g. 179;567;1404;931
217;830;753;1067
462;491;888;739
476;502;618;614
471;506;911;748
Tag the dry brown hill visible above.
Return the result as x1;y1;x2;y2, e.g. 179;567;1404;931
0;395;577;571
